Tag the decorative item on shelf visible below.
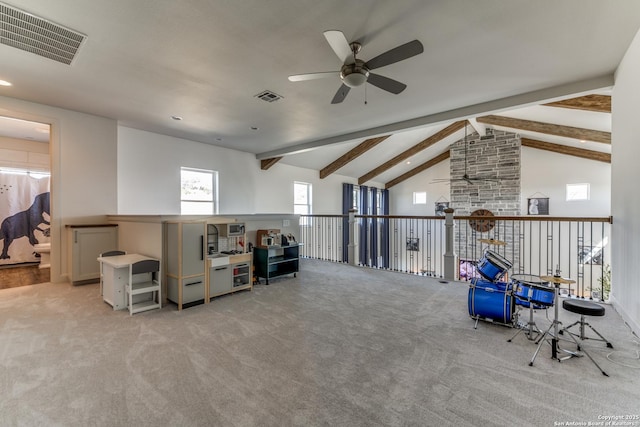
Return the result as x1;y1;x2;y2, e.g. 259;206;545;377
469;208;495;233
257;229;280;248
527;192;549;215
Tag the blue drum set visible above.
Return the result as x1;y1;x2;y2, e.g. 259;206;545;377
467;239;556;338
467;239;588;368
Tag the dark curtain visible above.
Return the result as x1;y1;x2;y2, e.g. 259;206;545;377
381;188;390;268
342;184;389;267
359;185;369;265
342;183;353;262
370;187;378;267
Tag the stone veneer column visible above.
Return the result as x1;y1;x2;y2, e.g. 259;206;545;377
450;129;521;274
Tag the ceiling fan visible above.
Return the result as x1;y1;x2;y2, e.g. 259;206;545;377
431;122;499;185
288;30;423;104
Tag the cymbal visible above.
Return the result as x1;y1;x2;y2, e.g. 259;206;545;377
478;238;507;246
540;275;576;284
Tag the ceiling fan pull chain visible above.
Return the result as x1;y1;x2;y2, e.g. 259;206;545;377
364;83;368;105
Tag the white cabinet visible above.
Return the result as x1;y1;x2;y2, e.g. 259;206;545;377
68;225;118;284
209;264;232;297
101;262;127;310
208;254;252;298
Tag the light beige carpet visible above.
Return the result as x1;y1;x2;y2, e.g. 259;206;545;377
1;259;639;426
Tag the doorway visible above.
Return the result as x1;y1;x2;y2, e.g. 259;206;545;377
0;116;51;289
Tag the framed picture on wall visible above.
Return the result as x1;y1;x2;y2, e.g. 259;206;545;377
527;197;549;215
435;201;449;216
406;237;419;252
579;246;603;265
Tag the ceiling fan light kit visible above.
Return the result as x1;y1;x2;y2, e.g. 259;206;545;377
288;30;423;103
340;61;369;88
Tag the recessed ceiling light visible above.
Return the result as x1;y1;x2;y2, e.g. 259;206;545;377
580;139;587;143
406;161;411;165
171;115;183;121
0;80;12;86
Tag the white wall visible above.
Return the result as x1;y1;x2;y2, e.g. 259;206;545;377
118;127;255;214
388;159;451;216
611;29;640;335
388;148;611;217
0;96;118;283
118;126;377;216
0;136;49;172
253;162;373;215
521;147;610;216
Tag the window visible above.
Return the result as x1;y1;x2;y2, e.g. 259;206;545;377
413;191;427;204
294;181;312;224
181;167;218;214
566;183;590;201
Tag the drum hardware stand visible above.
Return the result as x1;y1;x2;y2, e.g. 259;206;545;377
508;302;542;342
508;275;552;343
530;276;581;367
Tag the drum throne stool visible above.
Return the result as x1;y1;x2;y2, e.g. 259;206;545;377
559;299;613;376
560;299;613;348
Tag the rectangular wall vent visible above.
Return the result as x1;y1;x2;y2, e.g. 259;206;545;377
254;90;284;103
0;2;86;65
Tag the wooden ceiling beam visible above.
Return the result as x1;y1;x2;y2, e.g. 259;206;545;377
385;151;450;189
359;120;466;185
319;135;390;179
476;115;610;144
260;157;282;170
544;94;611;113
521;138;611;163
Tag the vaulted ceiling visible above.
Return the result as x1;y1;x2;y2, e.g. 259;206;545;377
0;1;636;184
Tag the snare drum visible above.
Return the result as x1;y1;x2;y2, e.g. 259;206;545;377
468;278;514;325
477;250;513;282
512;274;554;307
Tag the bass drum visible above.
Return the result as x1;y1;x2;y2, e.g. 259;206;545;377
468;278;514;325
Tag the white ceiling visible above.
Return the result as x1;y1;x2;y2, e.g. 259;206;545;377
1;1;638;181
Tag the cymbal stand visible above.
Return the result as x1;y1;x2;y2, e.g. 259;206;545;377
529;281;580;366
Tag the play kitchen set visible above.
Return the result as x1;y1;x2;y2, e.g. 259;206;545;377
165;219;252;310
164;219;301;310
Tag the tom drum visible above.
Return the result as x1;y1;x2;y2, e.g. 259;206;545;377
477;250;513;282
512;274;554;308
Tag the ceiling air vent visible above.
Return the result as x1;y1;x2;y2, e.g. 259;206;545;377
254;90;284;103
0;2;86;65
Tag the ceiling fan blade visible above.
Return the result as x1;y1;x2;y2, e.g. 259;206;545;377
365;40;424;70
288;71;339;82
331;84;351;104
367;73;407;94
323;30;353;63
